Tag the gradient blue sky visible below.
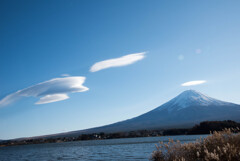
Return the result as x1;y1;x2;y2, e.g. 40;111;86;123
1;0;240;140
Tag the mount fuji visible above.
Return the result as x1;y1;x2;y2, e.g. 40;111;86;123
78;90;240;133
33;90;240;138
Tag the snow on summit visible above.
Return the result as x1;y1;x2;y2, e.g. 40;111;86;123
158;90;230;112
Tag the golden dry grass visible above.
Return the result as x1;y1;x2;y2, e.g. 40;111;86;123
151;128;240;161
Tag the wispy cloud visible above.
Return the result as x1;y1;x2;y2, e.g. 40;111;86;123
0;76;89;106
90;52;146;72
61;74;70;77
181;80;207;86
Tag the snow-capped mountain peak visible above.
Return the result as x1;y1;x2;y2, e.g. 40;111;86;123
158;90;230;112
33;90;240;137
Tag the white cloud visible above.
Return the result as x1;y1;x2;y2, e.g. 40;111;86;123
35;94;69;104
0;76;89;106
61;74;70;77
90;52;146;72
181;80;207;86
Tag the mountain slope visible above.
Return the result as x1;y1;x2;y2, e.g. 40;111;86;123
53;90;240;138
26;90;240;139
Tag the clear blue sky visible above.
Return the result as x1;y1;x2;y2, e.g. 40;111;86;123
1;0;240;140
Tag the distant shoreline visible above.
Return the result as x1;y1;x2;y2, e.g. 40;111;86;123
1;120;239;147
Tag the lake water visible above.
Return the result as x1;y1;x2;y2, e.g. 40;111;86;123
0;135;207;161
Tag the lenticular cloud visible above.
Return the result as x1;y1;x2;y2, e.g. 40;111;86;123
90;52;146;72
181;80;207;86
0;76;89;106
35;94;70;105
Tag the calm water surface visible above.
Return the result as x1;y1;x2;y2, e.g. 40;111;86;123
0;135;207;161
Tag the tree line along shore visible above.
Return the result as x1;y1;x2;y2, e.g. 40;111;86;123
1;120;240;147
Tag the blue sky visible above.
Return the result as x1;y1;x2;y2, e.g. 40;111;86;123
1;0;240;139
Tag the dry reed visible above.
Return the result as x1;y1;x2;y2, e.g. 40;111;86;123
151;128;240;161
